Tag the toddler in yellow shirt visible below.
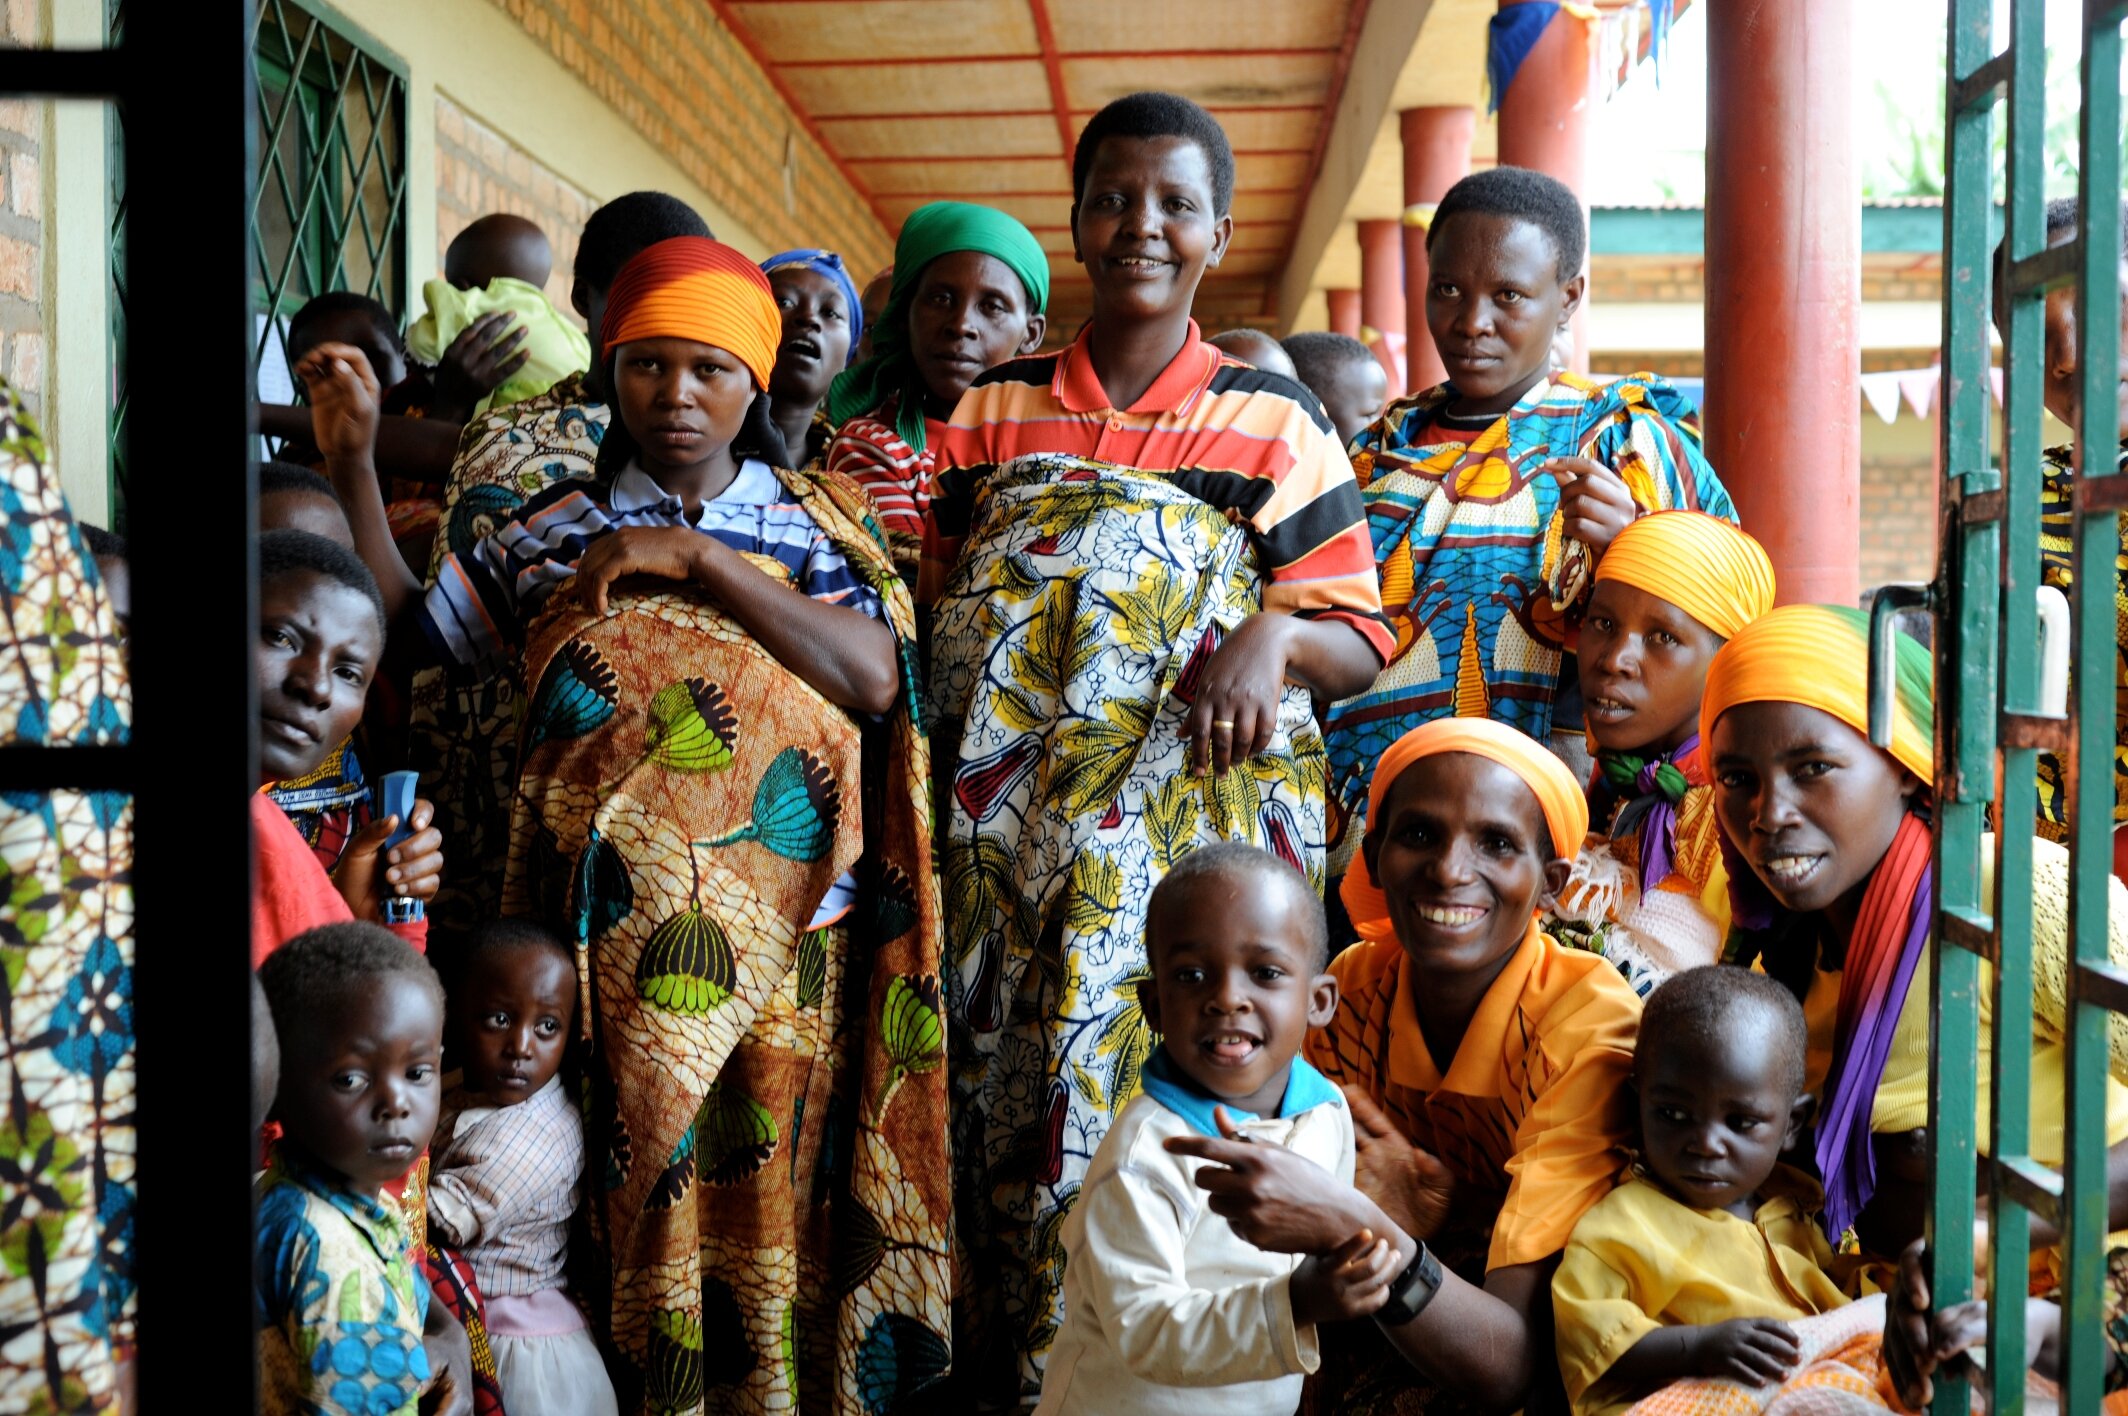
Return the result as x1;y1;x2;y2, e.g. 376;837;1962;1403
1553;965;1852;1414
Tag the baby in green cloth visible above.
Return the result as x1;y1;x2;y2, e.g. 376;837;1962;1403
406;213;592;418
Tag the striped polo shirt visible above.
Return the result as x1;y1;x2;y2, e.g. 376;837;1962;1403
423;460;881;667
925;320;1393;660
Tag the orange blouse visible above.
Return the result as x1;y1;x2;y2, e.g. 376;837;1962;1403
1306;923;1642;1271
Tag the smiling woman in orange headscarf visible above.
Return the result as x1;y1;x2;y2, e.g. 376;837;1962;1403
387;237;950;1414
1549;510;1776;995
1174;716;1640;1415
1705;605;2128;1271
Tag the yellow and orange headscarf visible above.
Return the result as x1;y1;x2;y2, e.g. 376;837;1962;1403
1699;603;1934;785
1339;718;1590;946
1592;510;1775;641
599;236;783;390
1700;602;1936;1241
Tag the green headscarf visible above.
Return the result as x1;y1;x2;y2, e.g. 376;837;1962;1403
824;201;1051;452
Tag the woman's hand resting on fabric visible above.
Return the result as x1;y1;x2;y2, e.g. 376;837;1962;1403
1348;1089;1457;1243
1183;613;1296;777
574;526;723;613
1166;1106;1410;1257
334;799;445;922
1289;1228;1402;1326
1548;455;1638;559
294;343;382;467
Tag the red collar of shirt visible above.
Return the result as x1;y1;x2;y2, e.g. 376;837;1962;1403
1051;318;1223;417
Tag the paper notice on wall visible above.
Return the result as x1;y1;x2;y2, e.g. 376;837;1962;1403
255;314;295;462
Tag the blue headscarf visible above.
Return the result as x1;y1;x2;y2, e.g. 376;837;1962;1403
759;248;863;365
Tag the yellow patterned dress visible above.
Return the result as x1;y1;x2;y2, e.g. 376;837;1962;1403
928;454;1329;1404
488;467;947;1415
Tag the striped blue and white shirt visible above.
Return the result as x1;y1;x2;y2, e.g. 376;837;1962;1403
422;459;882;667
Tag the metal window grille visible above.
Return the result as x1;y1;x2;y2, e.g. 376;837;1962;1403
1921;2;2126;1410
0;3;259;1403
250;0;407;399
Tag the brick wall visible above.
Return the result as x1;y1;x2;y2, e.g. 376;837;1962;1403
482;0;890;273
0;0;43;417
435;94;597;319
1860;450;1937;590
1591;261;1944;308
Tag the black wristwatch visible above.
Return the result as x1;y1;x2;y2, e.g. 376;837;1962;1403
1373;1242;1443;1327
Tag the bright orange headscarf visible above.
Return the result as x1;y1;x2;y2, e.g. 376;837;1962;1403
1339;718;1590;946
599;236;783;390
1593;510;1775;640
1699;603;1934;784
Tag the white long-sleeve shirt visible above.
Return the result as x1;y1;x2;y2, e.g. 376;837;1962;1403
1034;1053;1356;1416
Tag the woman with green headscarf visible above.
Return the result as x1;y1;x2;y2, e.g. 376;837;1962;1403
825;201;1050;581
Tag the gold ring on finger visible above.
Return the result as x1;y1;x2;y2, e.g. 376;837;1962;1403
1212;720;1237;731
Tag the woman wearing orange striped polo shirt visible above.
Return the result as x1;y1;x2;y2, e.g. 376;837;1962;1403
922;94;1391;1406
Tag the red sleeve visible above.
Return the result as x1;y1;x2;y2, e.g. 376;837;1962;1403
250;795;426;962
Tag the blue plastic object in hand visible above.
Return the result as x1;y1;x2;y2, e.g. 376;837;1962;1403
377;771;425;925
379;770;419;849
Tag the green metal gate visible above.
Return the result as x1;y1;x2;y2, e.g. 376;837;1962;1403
1920;1;2125;1410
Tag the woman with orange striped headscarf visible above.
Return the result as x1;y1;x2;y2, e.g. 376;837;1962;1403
1548;511;1776;995
400;237;951;1413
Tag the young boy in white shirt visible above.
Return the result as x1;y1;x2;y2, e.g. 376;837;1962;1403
1035;842;1399;1415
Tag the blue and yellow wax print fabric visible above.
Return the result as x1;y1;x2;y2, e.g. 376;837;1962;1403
927;454;1328;1405
256;1154;434;1416
407;371;607;953
0;383;134;1415
1323;371;1731;868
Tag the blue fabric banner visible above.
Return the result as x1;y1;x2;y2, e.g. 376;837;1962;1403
1487;1;1562;115
1647;0;1676;77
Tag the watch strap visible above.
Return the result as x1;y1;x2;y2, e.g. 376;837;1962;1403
1374;1242;1443;1327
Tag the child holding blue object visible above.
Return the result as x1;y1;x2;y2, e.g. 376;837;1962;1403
255;922;460;1416
1035;843;1398;1416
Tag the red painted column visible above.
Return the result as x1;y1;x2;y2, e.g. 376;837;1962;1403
1704;0;1859;606
1358;217;1406;397
1326;288;1362;339
1400;106;1475;393
1495;0;1592;372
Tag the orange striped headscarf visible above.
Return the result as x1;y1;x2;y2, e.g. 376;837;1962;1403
1593;510;1775;640
599;236;783;390
1339;718;1590;947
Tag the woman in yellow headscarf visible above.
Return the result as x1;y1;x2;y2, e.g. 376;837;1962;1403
1704;605;2128;1272
1549;510;1776;994
1172;717;1642;1415
335;236;952;1413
